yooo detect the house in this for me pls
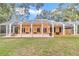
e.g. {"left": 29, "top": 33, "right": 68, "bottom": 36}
{"left": 0, "top": 18, "right": 79, "bottom": 37}
{"left": 0, "top": 7, "right": 79, "bottom": 37}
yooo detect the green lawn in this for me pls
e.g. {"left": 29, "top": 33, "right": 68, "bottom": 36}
{"left": 0, "top": 36, "right": 79, "bottom": 56}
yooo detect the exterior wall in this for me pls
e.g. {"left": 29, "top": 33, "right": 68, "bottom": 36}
{"left": 17, "top": 24, "right": 30, "bottom": 34}
{"left": 65, "top": 29, "right": 73, "bottom": 35}
{"left": 43, "top": 23, "right": 50, "bottom": 34}
{"left": 54, "top": 24, "right": 74, "bottom": 36}
{"left": 54, "top": 25, "right": 63, "bottom": 35}
{"left": 32, "top": 24, "right": 41, "bottom": 34}
{"left": 16, "top": 23, "right": 51, "bottom": 35}
{"left": 22, "top": 24, "right": 31, "bottom": 34}
{"left": 14, "top": 22, "right": 75, "bottom": 37}
{"left": 31, "top": 23, "right": 50, "bottom": 34}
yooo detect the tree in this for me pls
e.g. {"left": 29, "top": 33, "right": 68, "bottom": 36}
{"left": 36, "top": 10, "right": 49, "bottom": 19}
{"left": 57, "top": 3, "right": 79, "bottom": 22}
{"left": 17, "top": 3, "right": 44, "bottom": 21}
{"left": 0, "top": 3, "right": 15, "bottom": 23}
{"left": 50, "top": 8, "right": 64, "bottom": 21}
{"left": 50, "top": 3, "right": 79, "bottom": 22}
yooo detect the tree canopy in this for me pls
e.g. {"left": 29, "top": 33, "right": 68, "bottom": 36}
{"left": 1, "top": 3, "right": 79, "bottom": 23}
{"left": 0, "top": 3, "right": 15, "bottom": 23}
{"left": 50, "top": 3, "right": 79, "bottom": 22}
{"left": 16, "top": 3, "right": 44, "bottom": 21}
{"left": 0, "top": 3, "right": 44, "bottom": 23}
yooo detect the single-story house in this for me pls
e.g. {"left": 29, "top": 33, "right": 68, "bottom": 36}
{"left": 0, "top": 19, "right": 79, "bottom": 37}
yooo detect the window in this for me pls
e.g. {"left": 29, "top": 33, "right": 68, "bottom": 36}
{"left": 59, "top": 27, "right": 61, "bottom": 32}
{"left": 50, "top": 27, "right": 52, "bottom": 32}
{"left": 1, "top": 25, "right": 6, "bottom": 33}
{"left": 30, "top": 28, "right": 31, "bottom": 32}
{"left": 22, "top": 28, "right": 25, "bottom": 33}
{"left": 43, "top": 28, "right": 47, "bottom": 33}
{"left": 37, "top": 28, "right": 40, "bottom": 32}
{"left": 15, "top": 27, "right": 18, "bottom": 34}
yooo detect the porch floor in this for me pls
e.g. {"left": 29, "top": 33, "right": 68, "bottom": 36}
{"left": 5, "top": 34, "right": 53, "bottom": 37}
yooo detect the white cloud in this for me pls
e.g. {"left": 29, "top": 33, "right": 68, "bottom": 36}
{"left": 29, "top": 9, "right": 42, "bottom": 15}
{"left": 36, "top": 9, "right": 42, "bottom": 14}
{"left": 29, "top": 9, "right": 36, "bottom": 14}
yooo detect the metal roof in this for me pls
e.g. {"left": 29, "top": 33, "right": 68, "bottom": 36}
{"left": 0, "top": 19, "right": 79, "bottom": 26}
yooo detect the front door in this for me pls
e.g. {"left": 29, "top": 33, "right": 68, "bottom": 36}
{"left": 54, "top": 26, "right": 61, "bottom": 35}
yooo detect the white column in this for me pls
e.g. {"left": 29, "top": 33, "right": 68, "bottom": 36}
{"left": 63, "top": 24, "right": 65, "bottom": 35}
{"left": 13, "top": 26, "right": 15, "bottom": 34}
{"left": 76, "top": 25, "right": 78, "bottom": 35}
{"left": 9, "top": 24, "right": 12, "bottom": 36}
{"left": 52, "top": 23, "right": 54, "bottom": 37}
{"left": 41, "top": 23, "right": 43, "bottom": 37}
{"left": 73, "top": 24, "right": 76, "bottom": 35}
{"left": 73, "top": 24, "right": 77, "bottom": 35}
{"left": 31, "top": 24, "right": 33, "bottom": 37}
{"left": 6, "top": 25, "right": 8, "bottom": 36}
{"left": 20, "top": 23, "right": 22, "bottom": 37}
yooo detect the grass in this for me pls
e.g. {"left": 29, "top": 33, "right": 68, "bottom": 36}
{"left": 0, "top": 36, "right": 79, "bottom": 55}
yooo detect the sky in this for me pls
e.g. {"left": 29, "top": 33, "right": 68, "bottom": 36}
{"left": 43, "top": 3, "right": 59, "bottom": 11}
{"left": 16, "top": 3, "right": 60, "bottom": 21}
{"left": 29, "top": 3, "right": 59, "bottom": 20}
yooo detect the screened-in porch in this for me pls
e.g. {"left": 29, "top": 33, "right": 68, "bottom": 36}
{"left": 0, "top": 21, "right": 79, "bottom": 37}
